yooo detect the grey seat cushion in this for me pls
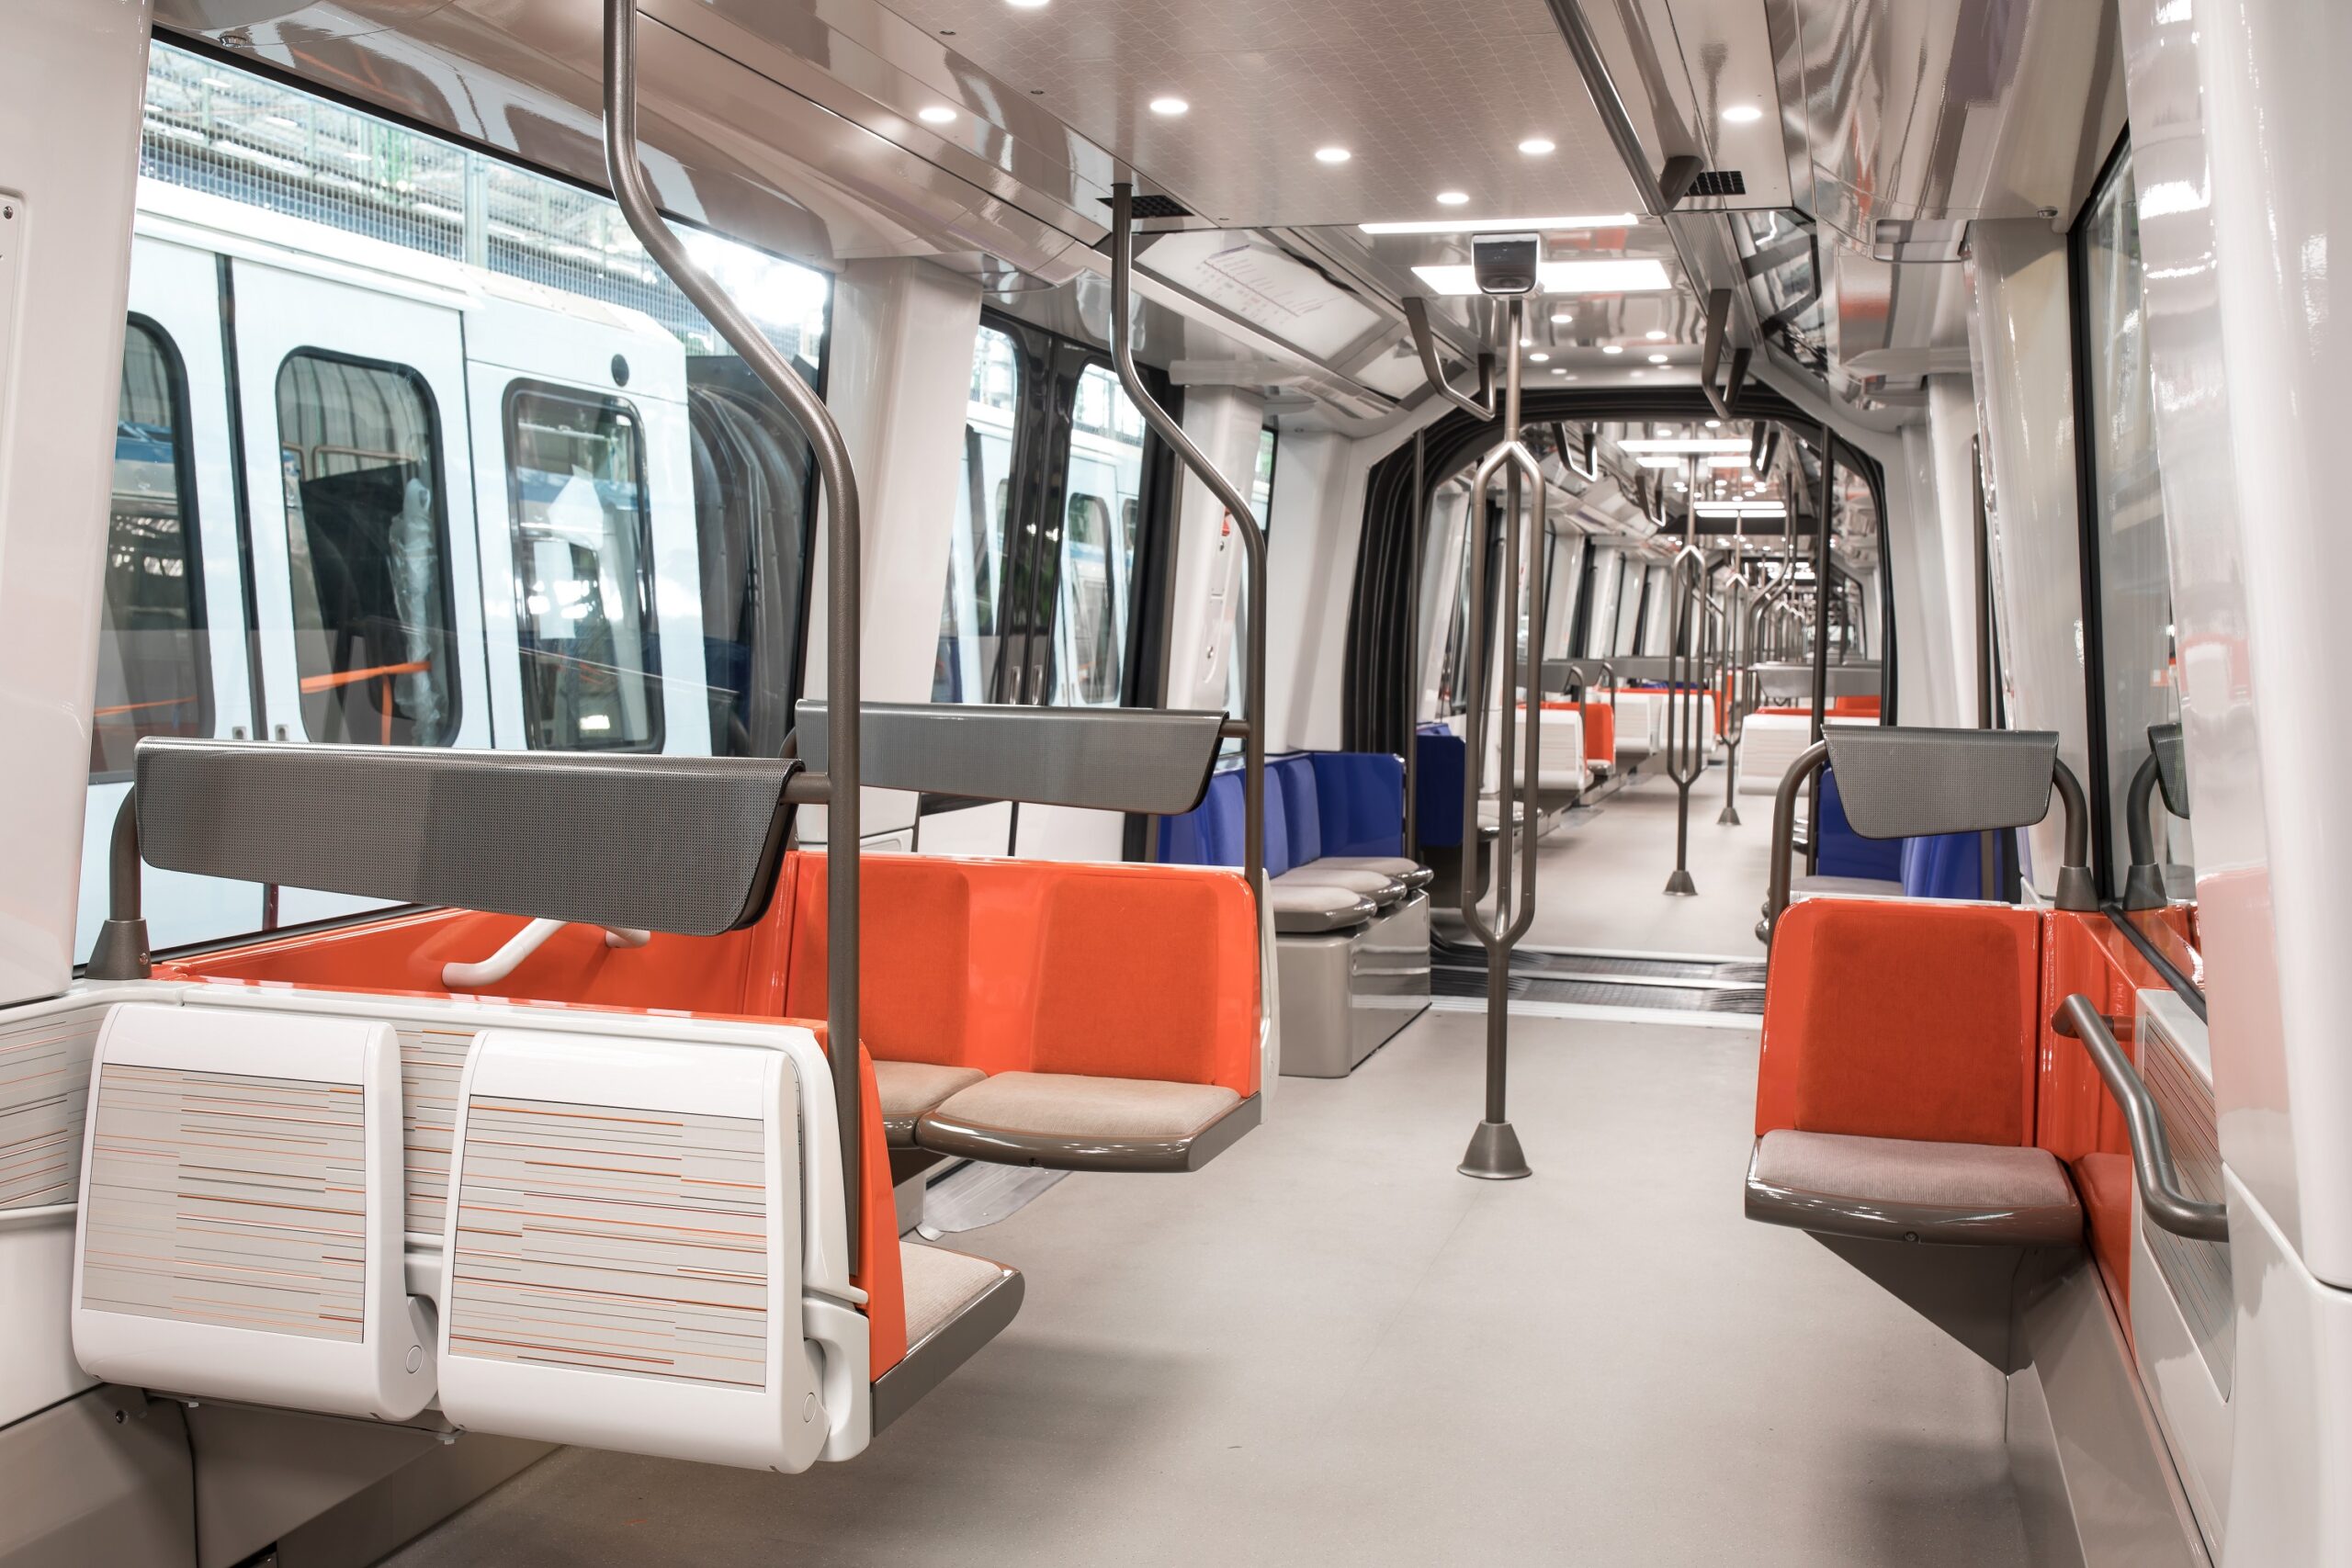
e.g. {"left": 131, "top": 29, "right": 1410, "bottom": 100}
{"left": 1315, "top": 854, "right": 1432, "bottom": 890}
{"left": 1273, "top": 864, "right": 1403, "bottom": 906}
{"left": 1269, "top": 882, "right": 1374, "bottom": 934}
{"left": 1747, "top": 1129, "right": 2081, "bottom": 1246}
{"left": 875, "top": 1061, "right": 987, "bottom": 1146}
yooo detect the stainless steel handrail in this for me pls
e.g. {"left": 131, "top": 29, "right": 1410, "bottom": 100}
{"left": 1403, "top": 295, "right": 1498, "bottom": 423}
{"left": 1110, "top": 185, "right": 1267, "bottom": 915}
{"left": 2052, "top": 996, "right": 2231, "bottom": 1243}
{"left": 605, "top": 0, "right": 865, "bottom": 1272}
{"left": 1661, "top": 545, "right": 1709, "bottom": 894}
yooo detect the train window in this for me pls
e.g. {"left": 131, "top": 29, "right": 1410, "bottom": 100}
{"left": 92, "top": 319, "right": 209, "bottom": 780}
{"left": 505, "top": 385, "right": 662, "bottom": 750}
{"left": 1052, "top": 365, "right": 1146, "bottom": 706}
{"left": 277, "top": 352, "right": 459, "bottom": 747}
{"left": 1252, "top": 425, "right": 1277, "bottom": 523}
{"left": 2077, "top": 142, "right": 2199, "bottom": 970}
{"left": 933, "top": 324, "right": 1022, "bottom": 704}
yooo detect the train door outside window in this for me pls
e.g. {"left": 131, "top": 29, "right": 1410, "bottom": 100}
{"left": 1053, "top": 363, "right": 1148, "bottom": 707}
{"left": 2075, "top": 140, "right": 2199, "bottom": 986}
{"left": 933, "top": 323, "right": 1023, "bottom": 704}
{"left": 503, "top": 384, "right": 662, "bottom": 750}
{"left": 76, "top": 236, "right": 265, "bottom": 964}
{"left": 275, "top": 351, "right": 460, "bottom": 748}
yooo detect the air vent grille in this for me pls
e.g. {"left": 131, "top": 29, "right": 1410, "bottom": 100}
{"left": 1102, "top": 193, "right": 1193, "bottom": 220}
{"left": 1690, "top": 170, "right": 1747, "bottom": 197}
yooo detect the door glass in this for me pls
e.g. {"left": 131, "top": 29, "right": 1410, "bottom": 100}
{"left": 94, "top": 320, "right": 210, "bottom": 778}
{"left": 1052, "top": 364, "right": 1146, "bottom": 706}
{"left": 505, "top": 385, "right": 662, "bottom": 750}
{"left": 2081, "top": 144, "right": 2199, "bottom": 980}
{"left": 933, "top": 325, "right": 1021, "bottom": 703}
{"left": 276, "top": 351, "right": 458, "bottom": 746}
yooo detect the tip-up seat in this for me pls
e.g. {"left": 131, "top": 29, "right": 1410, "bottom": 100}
{"left": 875, "top": 1242, "right": 1024, "bottom": 1431}
{"left": 1747, "top": 1129, "right": 2081, "bottom": 1247}
{"left": 1273, "top": 863, "right": 1406, "bottom": 907}
{"left": 1316, "top": 853, "right": 1435, "bottom": 889}
{"left": 876, "top": 1060, "right": 987, "bottom": 1146}
{"left": 916, "top": 1071, "right": 1258, "bottom": 1172}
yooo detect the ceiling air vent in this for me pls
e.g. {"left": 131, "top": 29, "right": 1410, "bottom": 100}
{"left": 1102, "top": 193, "right": 1193, "bottom": 221}
{"left": 1690, "top": 169, "right": 1746, "bottom": 197}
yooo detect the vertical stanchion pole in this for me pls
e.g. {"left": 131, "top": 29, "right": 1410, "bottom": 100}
{"left": 1405, "top": 429, "right": 1424, "bottom": 857}
{"left": 1719, "top": 511, "right": 1747, "bottom": 826}
{"left": 1455, "top": 297, "right": 1543, "bottom": 1182}
{"left": 1663, "top": 539, "right": 1702, "bottom": 896}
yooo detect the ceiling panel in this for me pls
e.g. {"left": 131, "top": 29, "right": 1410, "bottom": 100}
{"left": 868, "top": 0, "right": 1651, "bottom": 228}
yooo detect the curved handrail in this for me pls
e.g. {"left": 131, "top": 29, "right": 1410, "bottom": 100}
{"left": 1458, "top": 434, "right": 1548, "bottom": 950}
{"left": 85, "top": 791, "right": 148, "bottom": 980}
{"left": 604, "top": 0, "right": 865, "bottom": 1270}
{"left": 2051, "top": 996, "right": 2231, "bottom": 1242}
{"left": 1402, "top": 295, "right": 1498, "bottom": 423}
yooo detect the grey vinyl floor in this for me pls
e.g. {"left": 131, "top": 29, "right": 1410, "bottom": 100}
{"left": 382, "top": 1010, "right": 2030, "bottom": 1567}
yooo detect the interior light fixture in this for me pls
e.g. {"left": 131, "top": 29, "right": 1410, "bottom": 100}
{"left": 1517, "top": 137, "right": 1556, "bottom": 156}
{"left": 1409, "top": 258, "right": 1672, "bottom": 296}
{"left": 1694, "top": 501, "right": 1786, "bottom": 516}
{"left": 1005, "top": 0, "right": 1050, "bottom": 8}
{"left": 1361, "top": 213, "right": 1640, "bottom": 236}
{"left": 1707, "top": 455, "right": 1750, "bottom": 469}
{"left": 1148, "top": 96, "right": 1189, "bottom": 117}
{"left": 1528, "top": 352, "right": 1551, "bottom": 363}
{"left": 1435, "top": 190, "right": 1471, "bottom": 206}
{"left": 1315, "top": 146, "right": 1351, "bottom": 164}
{"left": 1600, "top": 344, "right": 1625, "bottom": 355}
{"left": 1629, "top": 371, "right": 1645, "bottom": 379}
{"left": 1548, "top": 367, "right": 1567, "bottom": 376}
{"left": 1634, "top": 456, "right": 1684, "bottom": 469}
{"left": 1619, "top": 437, "right": 1749, "bottom": 454}
{"left": 1703, "top": 419, "right": 1722, "bottom": 428}
{"left": 918, "top": 105, "right": 957, "bottom": 124}
{"left": 1645, "top": 329, "right": 1668, "bottom": 341}
{"left": 1722, "top": 105, "right": 1764, "bottom": 124}
{"left": 1647, "top": 353, "right": 1669, "bottom": 364}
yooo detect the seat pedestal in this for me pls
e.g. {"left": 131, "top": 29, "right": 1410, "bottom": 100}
{"left": 1276, "top": 892, "right": 1430, "bottom": 1078}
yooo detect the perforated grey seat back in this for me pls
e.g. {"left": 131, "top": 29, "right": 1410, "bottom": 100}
{"left": 137, "top": 739, "right": 797, "bottom": 935}
{"left": 797, "top": 700, "right": 1224, "bottom": 815}
{"left": 1822, "top": 727, "right": 2059, "bottom": 839}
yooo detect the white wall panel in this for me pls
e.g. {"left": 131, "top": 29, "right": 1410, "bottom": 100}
{"left": 800, "top": 257, "right": 980, "bottom": 845}
{"left": 1966, "top": 220, "right": 2093, "bottom": 897}
{"left": 0, "top": 1, "right": 154, "bottom": 1006}
{"left": 1161, "top": 385, "right": 1265, "bottom": 715}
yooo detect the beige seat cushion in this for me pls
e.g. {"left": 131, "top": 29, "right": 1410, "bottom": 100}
{"left": 927, "top": 1071, "right": 1240, "bottom": 1141}
{"left": 1749, "top": 1130, "right": 2081, "bottom": 1247}
{"left": 899, "top": 1242, "right": 1009, "bottom": 1348}
{"left": 875, "top": 1061, "right": 986, "bottom": 1145}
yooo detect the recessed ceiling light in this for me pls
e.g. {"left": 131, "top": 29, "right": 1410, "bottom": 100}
{"left": 1005, "top": 0, "right": 1049, "bottom": 8}
{"left": 1148, "top": 96, "right": 1189, "bottom": 117}
{"left": 918, "top": 105, "right": 956, "bottom": 124}
{"left": 1435, "top": 190, "right": 1471, "bottom": 206}
{"left": 1315, "top": 146, "right": 1351, "bottom": 164}
{"left": 1360, "top": 212, "right": 1636, "bottom": 236}
{"left": 1408, "top": 258, "right": 1672, "bottom": 296}
{"left": 1517, "top": 137, "right": 1555, "bottom": 156}
{"left": 1648, "top": 353, "right": 1669, "bottom": 364}
{"left": 1696, "top": 501, "right": 1786, "bottom": 516}
{"left": 1529, "top": 352, "right": 1550, "bottom": 363}
{"left": 1722, "top": 104, "right": 1764, "bottom": 124}
{"left": 1563, "top": 375, "right": 1578, "bottom": 381}
{"left": 1704, "top": 419, "right": 1722, "bottom": 428}
{"left": 1620, "top": 438, "right": 1749, "bottom": 453}
{"left": 1548, "top": 367, "right": 1566, "bottom": 375}
{"left": 1645, "top": 329, "right": 1668, "bottom": 341}
{"left": 1550, "top": 311, "right": 1574, "bottom": 324}
{"left": 1600, "top": 344, "right": 1623, "bottom": 355}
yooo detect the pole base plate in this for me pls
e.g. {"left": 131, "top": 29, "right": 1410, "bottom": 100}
{"left": 1664, "top": 867, "right": 1699, "bottom": 897}
{"left": 1717, "top": 805, "right": 1743, "bottom": 827}
{"left": 1459, "top": 1120, "right": 1532, "bottom": 1180}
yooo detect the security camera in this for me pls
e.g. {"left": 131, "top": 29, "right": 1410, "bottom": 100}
{"left": 1472, "top": 232, "right": 1543, "bottom": 295}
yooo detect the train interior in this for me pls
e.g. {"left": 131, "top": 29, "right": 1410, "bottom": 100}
{"left": 0, "top": 0, "right": 2333, "bottom": 1564}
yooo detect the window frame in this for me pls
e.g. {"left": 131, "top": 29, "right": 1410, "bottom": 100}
{"left": 91, "top": 312, "right": 213, "bottom": 784}
{"left": 272, "top": 344, "right": 465, "bottom": 748}
{"left": 500, "top": 378, "right": 666, "bottom": 753}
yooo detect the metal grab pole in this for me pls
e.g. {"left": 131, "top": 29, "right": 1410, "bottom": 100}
{"left": 1663, "top": 543, "right": 1705, "bottom": 895}
{"left": 1718, "top": 566, "right": 1749, "bottom": 827}
{"left": 1452, "top": 297, "right": 1544, "bottom": 1182}
{"left": 603, "top": 0, "right": 865, "bottom": 1274}
{"left": 1106, "top": 186, "right": 1272, "bottom": 1044}
{"left": 1405, "top": 430, "right": 1425, "bottom": 857}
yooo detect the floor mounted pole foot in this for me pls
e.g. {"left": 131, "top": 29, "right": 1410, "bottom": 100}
{"left": 1717, "top": 805, "right": 1742, "bottom": 826}
{"left": 1459, "top": 1120, "right": 1532, "bottom": 1180}
{"left": 1664, "top": 867, "right": 1698, "bottom": 896}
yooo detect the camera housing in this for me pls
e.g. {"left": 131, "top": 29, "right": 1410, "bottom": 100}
{"left": 1471, "top": 232, "right": 1543, "bottom": 295}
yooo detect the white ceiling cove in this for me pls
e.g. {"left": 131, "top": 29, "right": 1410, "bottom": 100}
{"left": 870, "top": 0, "right": 1650, "bottom": 229}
